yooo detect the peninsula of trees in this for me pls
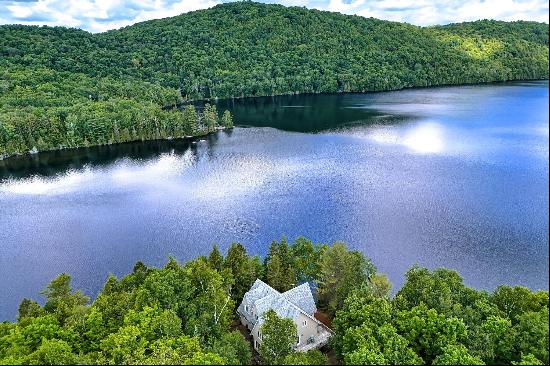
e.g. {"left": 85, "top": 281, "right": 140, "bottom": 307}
{"left": 0, "top": 67, "right": 234, "bottom": 158}
{"left": 0, "top": 1, "right": 548, "bottom": 158}
{"left": 0, "top": 237, "right": 548, "bottom": 365}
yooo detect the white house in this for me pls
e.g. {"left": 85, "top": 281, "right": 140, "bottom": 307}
{"left": 237, "top": 279, "right": 333, "bottom": 352}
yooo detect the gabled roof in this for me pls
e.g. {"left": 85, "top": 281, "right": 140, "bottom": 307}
{"left": 254, "top": 291, "right": 302, "bottom": 326}
{"left": 283, "top": 283, "right": 316, "bottom": 316}
{"left": 237, "top": 279, "right": 319, "bottom": 327}
{"left": 243, "top": 279, "right": 280, "bottom": 305}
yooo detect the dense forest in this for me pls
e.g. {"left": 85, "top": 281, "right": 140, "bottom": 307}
{"left": 0, "top": 2, "right": 548, "bottom": 158}
{"left": 0, "top": 67, "right": 233, "bottom": 159}
{"left": 0, "top": 237, "right": 547, "bottom": 365}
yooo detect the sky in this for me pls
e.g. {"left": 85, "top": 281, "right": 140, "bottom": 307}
{"left": 0, "top": 0, "right": 548, "bottom": 33}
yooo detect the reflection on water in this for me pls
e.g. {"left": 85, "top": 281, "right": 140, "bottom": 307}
{"left": 213, "top": 93, "right": 415, "bottom": 132}
{"left": 1, "top": 169, "right": 95, "bottom": 195}
{"left": 0, "top": 81, "right": 548, "bottom": 321}
{"left": 369, "top": 122, "right": 445, "bottom": 154}
{"left": 0, "top": 135, "right": 204, "bottom": 180}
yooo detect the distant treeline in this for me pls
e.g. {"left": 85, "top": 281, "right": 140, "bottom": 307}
{"left": 0, "top": 1, "right": 548, "bottom": 157}
{"left": 0, "top": 237, "right": 547, "bottom": 365}
{"left": 1, "top": 2, "right": 547, "bottom": 98}
{"left": 0, "top": 68, "right": 233, "bottom": 158}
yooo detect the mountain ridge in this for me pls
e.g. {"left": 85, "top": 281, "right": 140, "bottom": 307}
{"left": 0, "top": 1, "right": 548, "bottom": 157}
{"left": 1, "top": 1, "right": 548, "bottom": 100}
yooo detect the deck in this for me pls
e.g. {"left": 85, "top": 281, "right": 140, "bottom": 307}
{"left": 295, "top": 323, "right": 333, "bottom": 352}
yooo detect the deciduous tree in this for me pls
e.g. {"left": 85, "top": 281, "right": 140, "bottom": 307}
{"left": 259, "top": 310, "right": 297, "bottom": 365}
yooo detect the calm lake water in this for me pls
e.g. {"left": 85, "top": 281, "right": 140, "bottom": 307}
{"left": 0, "top": 81, "right": 548, "bottom": 320}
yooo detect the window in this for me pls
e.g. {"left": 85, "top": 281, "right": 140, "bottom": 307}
{"left": 244, "top": 305, "right": 249, "bottom": 313}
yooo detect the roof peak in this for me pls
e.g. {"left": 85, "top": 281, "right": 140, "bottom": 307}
{"left": 252, "top": 279, "right": 311, "bottom": 296}
{"left": 282, "top": 282, "right": 310, "bottom": 293}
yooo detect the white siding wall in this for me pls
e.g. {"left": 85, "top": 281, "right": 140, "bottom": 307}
{"left": 251, "top": 313, "right": 323, "bottom": 351}
{"left": 251, "top": 323, "right": 262, "bottom": 350}
{"left": 295, "top": 313, "right": 321, "bottom": 348}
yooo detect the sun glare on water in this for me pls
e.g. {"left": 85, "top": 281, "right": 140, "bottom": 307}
{"left": 369, "top": 122, "right": 446, "bottom": 154}
{"left": 402, "top": 123, "right": 445, "bottom": 154}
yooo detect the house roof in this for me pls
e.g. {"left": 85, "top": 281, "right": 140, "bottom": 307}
{"left": 237, "top": 279, "right": 319, "bottom": 327}
{"left": 244, "top": 279, "right": 280, "bottom": 305}
{"left": 283, "top": 283, "right": 317, "bottom": 316}
{"left": 255, "top": 291, "right": 302, "bottom": 325}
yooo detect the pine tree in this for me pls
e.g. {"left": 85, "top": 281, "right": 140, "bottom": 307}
{"left": 265, "top": 238, "right": 297, "bottom": 292}
{"left": 183, "top": 105, "right": 198, "bottom": 134}
{"left": 221, "top": 110, "right": 233, "bottom": 128}
{"left": 224, "top": 243, "right": 254, "bottom": 302}
{"left": 203, "top": 103, "right": 218, "bottom": 133}
{"left": 266, "top": 254, "right": 285, "bottom": 292}
{"left": 208, "top": 244, "right": 224, "bottom": 272}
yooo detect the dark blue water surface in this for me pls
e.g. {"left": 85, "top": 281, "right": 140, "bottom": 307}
{"left": 0, "top": 81, "right": 548, "bottom": 320}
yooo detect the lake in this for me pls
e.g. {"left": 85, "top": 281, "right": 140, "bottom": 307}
{"left": 0, "top": 81, "right": 548, "bottom": 320}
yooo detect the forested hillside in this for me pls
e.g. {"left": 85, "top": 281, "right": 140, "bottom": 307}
{"left": 0, "top": 1, "right": 548, "bottom": 158}
{"left": 0, "top": 67, "right": 232, "bottom": 158}
{"left": 0, "top": 237, "right": 548, "bottom": 365}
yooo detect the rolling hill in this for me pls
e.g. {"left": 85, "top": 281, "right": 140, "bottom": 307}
{"left": 0, "top": 1, "right": 548, "bottom": 157}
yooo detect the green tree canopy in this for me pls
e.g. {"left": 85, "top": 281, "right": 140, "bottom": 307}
{"left": 432, "top": 344, "right": 485, "bottom": 365}
{"left": 259, "top": 310, "right": 297, "bottom": 365}
{"left": 0, "top": 2, "right": 547, "bottom": 157}
{"left": 317, "top": 241, "right": 376, "bottom": 314}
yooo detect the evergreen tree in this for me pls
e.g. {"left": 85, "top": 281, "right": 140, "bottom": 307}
{"left": 224, "top": 243, "right": 256, "bottom": 302}
{"left": 182, "top": 104, "right": 199, "bottom": 134}
{"left": 264, "top": 238, "right": 297, "bottom": 292}
{"left": 266, "top": 254, "right": 285, "bottom": 292}
{"left": 203, "top": 103, "right": 218, "bottom": 133}
{"left": 221, "top": 110, "right": 233, "bottom": 128}
{"left": 208, "top": 244, "right": 224, "bottom": 272}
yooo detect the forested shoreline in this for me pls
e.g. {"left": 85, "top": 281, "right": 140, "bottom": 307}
{"left": 0, "top": 1, "right": 548, "bottom": 159}
{"left": 0, "top": 237, "right": 547, "bottom": 365}
{"left": 0, "top": 68, "right": 233, "bottom": 160}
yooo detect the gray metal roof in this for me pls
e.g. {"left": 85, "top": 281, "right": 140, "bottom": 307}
{"left": 237, "top": 279, "right": 318, "bottom": 327}
{"left": 283, "top": 283, "right": 316, "bottom": 316}
{"left": 255, "top": 292, "right": 302, "bottom": 326}
{"left": 244, "top": 279, "right": 279, "bottom": 304}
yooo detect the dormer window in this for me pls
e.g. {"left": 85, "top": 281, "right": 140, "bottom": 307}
{"left": 303, "top": 320, "right": 307, "bottom": 326}
{"left": 245, "top": 305, "right": 249, "bottom": 313}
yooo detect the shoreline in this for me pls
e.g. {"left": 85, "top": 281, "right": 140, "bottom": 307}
{"left": 179, "top": 78, "right": 549, "bottom": 105}
{"left": 0, "top": 126, "right": 231, "bottom": 163}
{"left": 1, "top": 78, "right": 547, "bottom": 163}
